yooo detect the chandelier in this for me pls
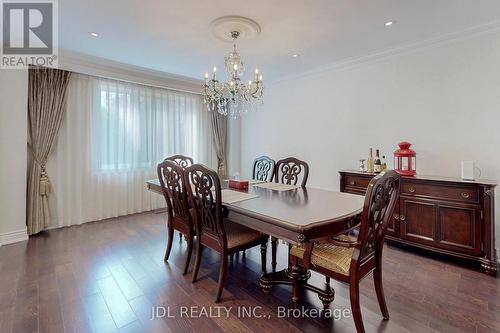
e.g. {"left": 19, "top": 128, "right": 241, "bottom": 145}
{"left": 202, "top": 31, "right": 263, "bottom": 117}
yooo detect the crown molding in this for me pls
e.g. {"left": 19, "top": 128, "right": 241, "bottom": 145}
{"left": 271, "top": 20, "right": 500, "bottom": 85}
{"left": 0, "top": 227, "right": 28, "bottom": 246}
{"left": 58, "top": 50, "right": 203, "bottom": 94}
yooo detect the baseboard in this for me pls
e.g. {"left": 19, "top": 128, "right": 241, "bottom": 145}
{"left": 0, "top": 228, "right": 29, "bottom": 246}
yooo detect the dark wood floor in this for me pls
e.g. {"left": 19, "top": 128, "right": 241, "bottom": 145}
{"left": 1, "top": 211, "right": 499, "bottom": 333}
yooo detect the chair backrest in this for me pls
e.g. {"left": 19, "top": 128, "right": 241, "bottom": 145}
{"left": 252, "top": 156, "right": 275, "bottom": 182}
{"left": 164, "top": 154, "right": 193, "bottom": 169}
{"left": 157, "top": 160, "right": 192, "bottom": 226}
{"left": 355, "top": 170, "right": 400, "bottom": 263}
{"left": 274, "top": 157, "right": 309, "bottom": 187}
{"left": 184, "top": 164, "right": 226, "bottom": 246}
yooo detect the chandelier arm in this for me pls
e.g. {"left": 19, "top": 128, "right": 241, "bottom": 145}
{"left": 212, "top": 84, "right": 224, "bottom": 95}
{"left": 249, "top": 84, "right": 260, "bottom": 95}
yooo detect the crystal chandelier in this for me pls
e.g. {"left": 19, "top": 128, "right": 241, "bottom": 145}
{"left": 203, "top": 31, "right": 263, "bottom": 117}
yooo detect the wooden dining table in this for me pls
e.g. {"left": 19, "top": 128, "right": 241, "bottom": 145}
{"left": 146, "top": 179, "right": 365, "bottom": 305}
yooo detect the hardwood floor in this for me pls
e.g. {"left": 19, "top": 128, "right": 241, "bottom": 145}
{"left": 0, "top": 211, "right": 499, "bottom": 333}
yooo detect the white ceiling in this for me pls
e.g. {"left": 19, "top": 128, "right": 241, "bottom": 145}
{"left": 59, "top": 0, "right": 500, "bottom": 81}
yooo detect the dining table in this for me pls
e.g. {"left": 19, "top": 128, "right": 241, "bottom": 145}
{"left": 146, "top": 179, "right": 365, "bottom": 305}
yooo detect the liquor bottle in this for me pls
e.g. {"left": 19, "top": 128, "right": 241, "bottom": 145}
{"left": 374, "top": 149, "right": 382, "bottom": 173}
{"left": 367, "top": 148, "right": 374, "bottom": 173}
{"left": 381, "top": 155, "right": 387, "bottom": 171}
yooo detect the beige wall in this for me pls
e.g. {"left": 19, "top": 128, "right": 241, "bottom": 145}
{"left": 0, "top": 69, "right": 29, "bottom": 245}
{"left": 240, "top": 32, "right": 500, "bottom": 252}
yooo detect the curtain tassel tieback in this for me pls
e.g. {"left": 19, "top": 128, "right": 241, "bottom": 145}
{"left": 218, "top": 159, "right": 227, "bottom": 178}
{"left": 39, "top": 165, "right": 52, "bottom": 228}
{"left": 39, "top": 166, "right": 51, "bottom": 196}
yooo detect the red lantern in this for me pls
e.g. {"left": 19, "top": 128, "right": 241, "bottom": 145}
{"left": 394, "top": 141, "right": 416, "bottom": 176}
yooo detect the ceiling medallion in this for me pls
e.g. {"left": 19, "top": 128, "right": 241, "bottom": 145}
{"left": 203, "top": 16, "right": 263, "bottom": 118}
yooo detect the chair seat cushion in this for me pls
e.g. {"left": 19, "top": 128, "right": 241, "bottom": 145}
{"left": 224, "top": 219, "right": 266, "bottom": 249}
{"left": 290, "top": 235, "right": 356, "bottom": 276}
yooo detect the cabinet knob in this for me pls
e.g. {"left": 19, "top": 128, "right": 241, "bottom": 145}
{"left": 400, "top": 215, "right": 406, "bottom": 221}
{"left": 349, "top": 181, "right": 355, "bottom": 185}
{"left": 461, "top": 192, "right": 470, "bottom": 199}
{"left": 393, "top": 214, "right": 399, "bottom": 220}
{"left": 408, "top": 186, "right": 416, "bottom": 193}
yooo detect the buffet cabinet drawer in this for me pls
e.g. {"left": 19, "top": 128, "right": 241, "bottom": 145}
{"left": 344, "top": 186, "right": 367, "bottom": 195}
{"left": 402, "top": 181, "right": 479, "bottom": 203}
{"left": 344, "top": 174, "right": 372, "bottom": 190}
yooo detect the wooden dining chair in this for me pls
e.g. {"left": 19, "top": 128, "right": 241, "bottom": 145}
{"left": 252, "top": 156, "right": 275, "bottom": 182}
{"left": 157, "top": 160, "right": 195, "bottom": 275}
{"left": 184, "top": 164, "right": 269, "bottom": 303}
{"left": 289, "top": 170, "right": 400, "bottom": 333}
{"left": 270, "top": 157, "right": 310, "bottom": 272}
{"left": 164, "top": 154, "right": 193, "bottom": 168}
{"left": 274, "top": 157, "right": 309, "bottom": 188}
{"left": 164, "top": 154, "right": 193, "bottom": 241}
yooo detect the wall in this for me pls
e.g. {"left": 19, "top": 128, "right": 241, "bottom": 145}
{"left": 0, "top": 69, "right": 29, "bottom": 245}
{"left": 240, "top": 32, "right": 500, "bottom": 253}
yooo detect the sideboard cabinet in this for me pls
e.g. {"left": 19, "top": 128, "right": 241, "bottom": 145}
{"left": 339, "top": 170, "right": 498, "bottom": 275}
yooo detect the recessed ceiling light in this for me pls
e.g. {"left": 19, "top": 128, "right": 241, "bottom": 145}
{"left": 89, "top": 32, "right": 99, "bottom": 37}
{"left": 385, "top": 21, "right": 394, "bottom": 27}
{"left": 292, "top": 54, "right": 300, "bottom": 58}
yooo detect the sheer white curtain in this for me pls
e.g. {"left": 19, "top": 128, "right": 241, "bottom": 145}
{"left": 47, "top": 74, "right": 216, "bottom": 228}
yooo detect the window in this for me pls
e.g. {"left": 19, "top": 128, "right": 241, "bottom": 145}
{"left": 92, "top": 79, "right": 211, "bottom": 172}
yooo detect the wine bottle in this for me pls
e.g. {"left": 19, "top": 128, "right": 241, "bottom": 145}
{"left": 381, "top": 155, "right": 387, "bottom": 171}
{"left": 367, "top": 148, "right": 374, "bottom": 173}
{"left": 374, "top": 149, "right": 381, "bottom": 173}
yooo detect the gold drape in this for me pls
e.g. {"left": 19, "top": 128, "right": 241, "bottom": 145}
{"left": 210, "top": 109, "right": 228, "bottom": 179}
{"left": 27, "top": 66, "right": 71, "bottom": 235}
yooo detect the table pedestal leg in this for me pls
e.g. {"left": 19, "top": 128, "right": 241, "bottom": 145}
{"left": 260, "top": 266, "right": 335, "bottom": 307}
{"left": 318, "top": 277, "right": 335, "bottom": 310}
{"left": 260, "top": 266, "right": 310, "bottom": 297}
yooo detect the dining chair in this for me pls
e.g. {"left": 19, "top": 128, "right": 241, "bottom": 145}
{"left": 271, "top": 157, "right": 310, "bottom": 272}
{"left": 289, "top": 170, "right": 400, "bottom": 333}
{"left": 273, "top": 157, "right": 309, "bottom": 188}
{"left": 164, "top": 154, "right": 194, "bottom": 242}
{"left": 164, "top": 154, "right": 194, "bottom": 168}
{"left": 157, "top": 160, "right": 195, "bottom": 275}
{"left": 252, "top": 155, "right": 275, "bottom": 182}
{"left": 184, "top": 164, "right": 269, "bottom": 303}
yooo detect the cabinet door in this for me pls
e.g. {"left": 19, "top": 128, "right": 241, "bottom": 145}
{"left": 400, "top": 197, "right": 438, "bottom": 246}
{"left": 436, "top": 204, "right": 481, "bottom": 255}
{"left": 400, "top": 197, "right": 482, "bottom": 255}
{"left": 385, "top": 199, "right": 399, "bottom": 237}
